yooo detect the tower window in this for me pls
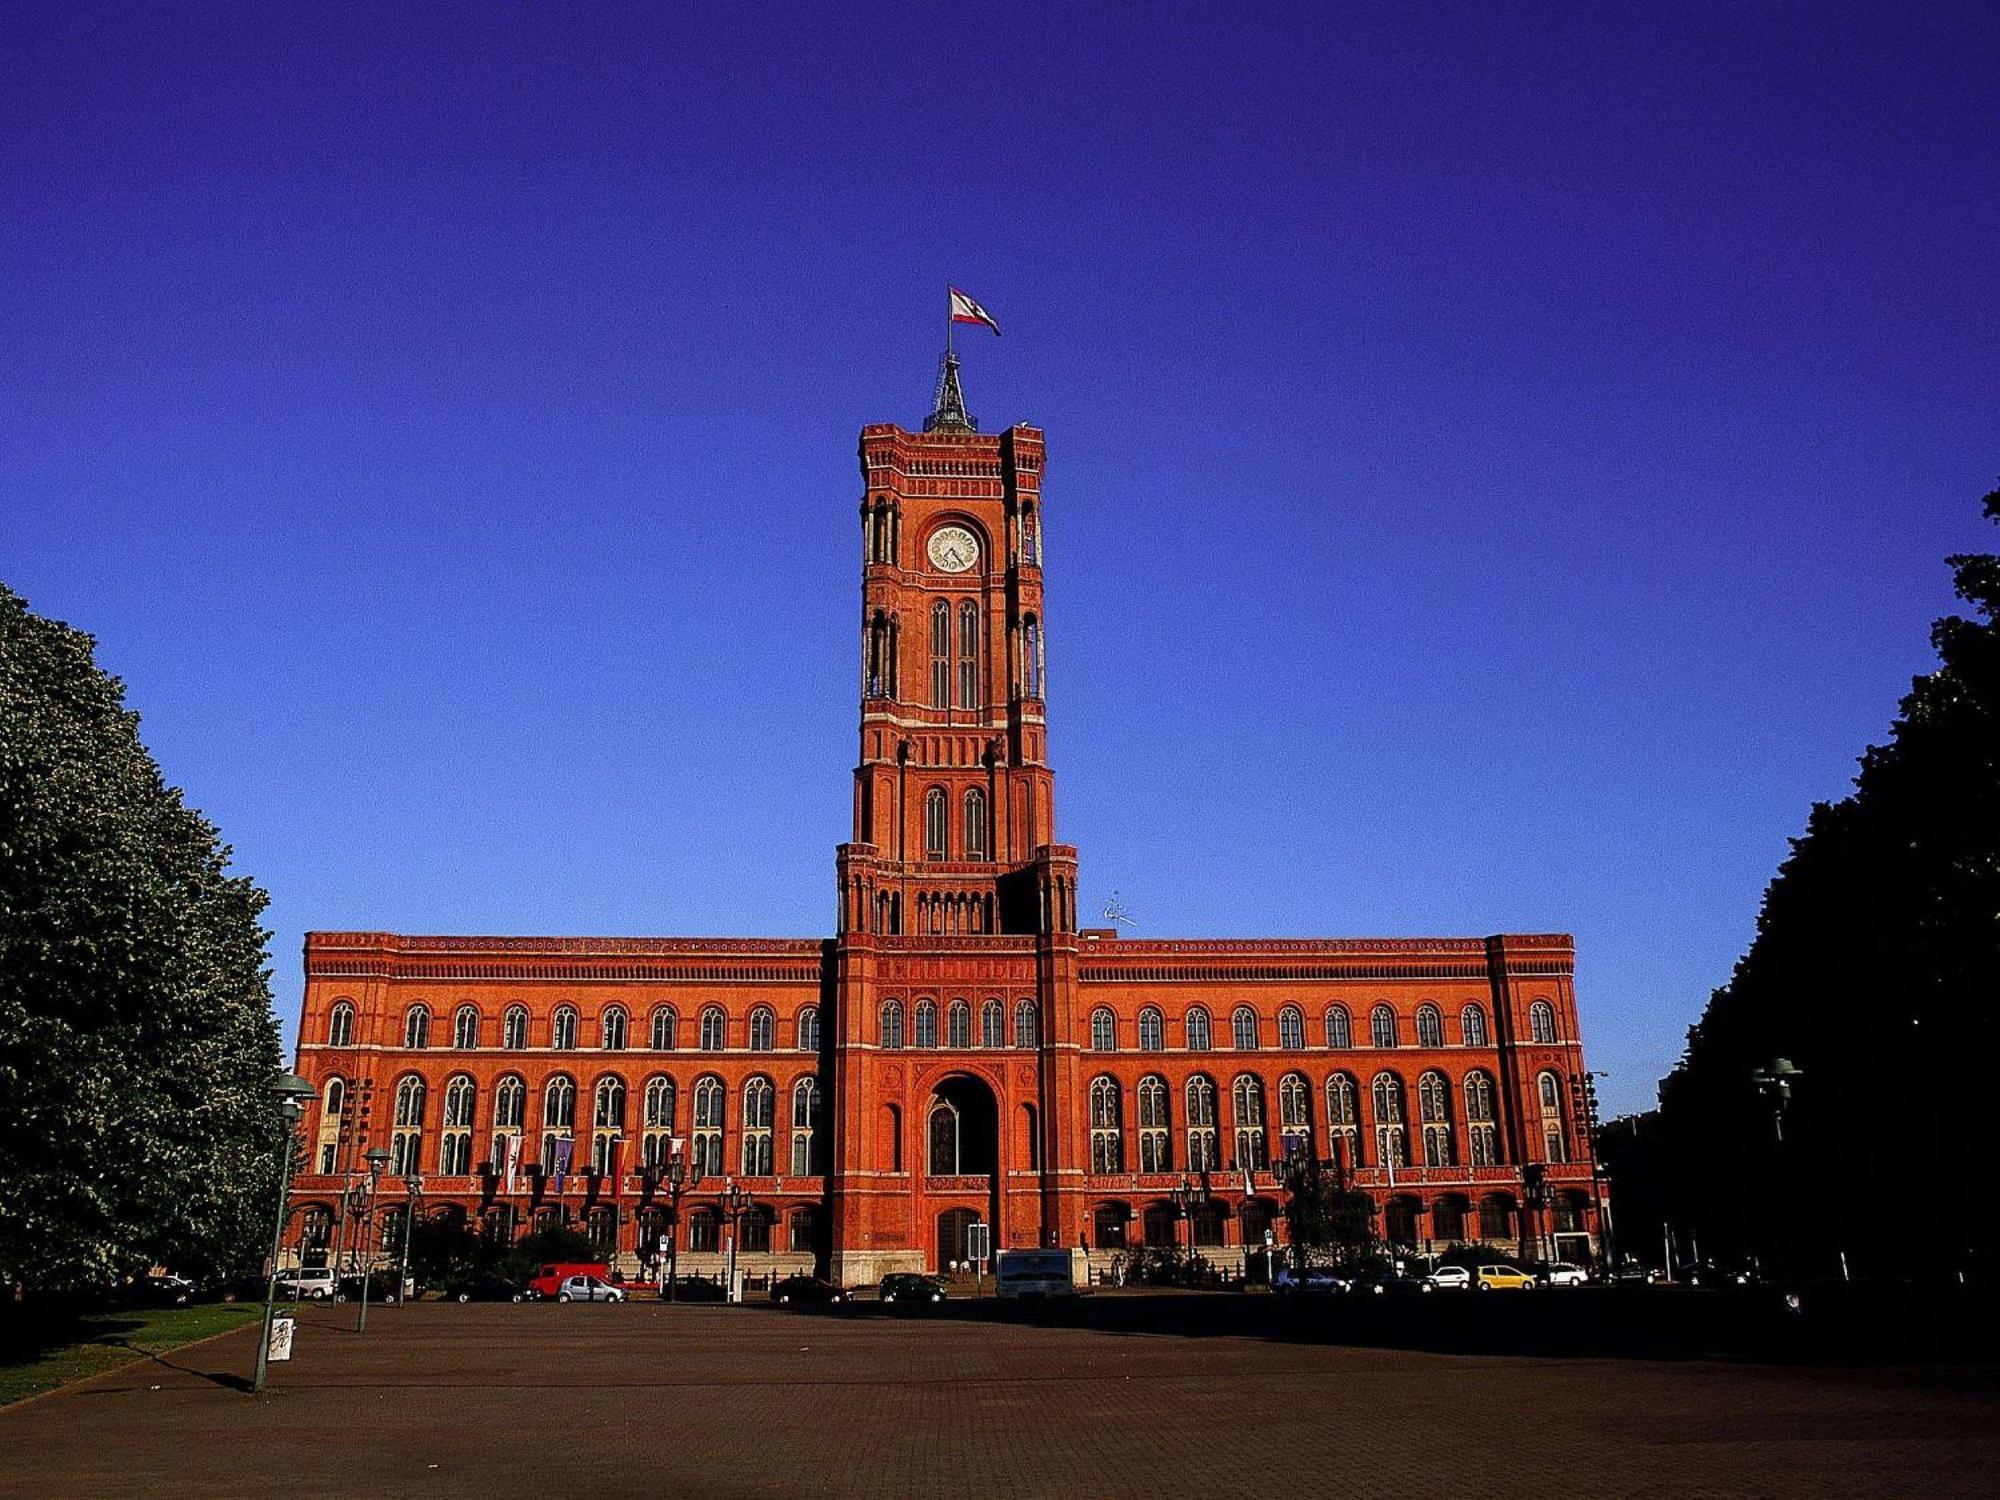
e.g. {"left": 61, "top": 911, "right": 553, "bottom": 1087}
{"left": 930, "top": 601, "right": 950, "bottom": 709}
{"left": 958, "top": 601, "right": 980, "bottom": 708}
{"left": 328, "top": 1001, "right": 356, "bottom": 1048}
{"left": 924, "top": 787, "right": 948, "bottom": 859}
{"left": 1022, "top": 617, "right": 1042, "bottom": 698}
{"left": 963, "top": 787, "right": 987, "bottom": 860}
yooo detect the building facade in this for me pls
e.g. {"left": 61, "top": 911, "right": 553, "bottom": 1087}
{"left": 286, "top": 360, "right": 1604, "bottom": 1284}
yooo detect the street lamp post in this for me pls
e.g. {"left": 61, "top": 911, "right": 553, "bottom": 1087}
{"left": 1751, "top": 1058, "right": 1805, "bottom": 1276}
{"left": 719, "top": 1178, "right": 752, "bottom": 1304}
{"left": 397, "top": 1174, "right": 424, "bottom": 1304}
{"left": 356, "top": 1148, "right": 389, "bottom": 1333}
{"left": 663, "top": 1150, "right": 696, "bottom": 1302}
{"left": 252, "top": 1072, "right": 316, "bottom": 1394}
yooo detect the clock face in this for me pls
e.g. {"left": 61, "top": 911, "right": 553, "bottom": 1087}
{"left": 927, "top": 525, "right": 979, "bottom": 574}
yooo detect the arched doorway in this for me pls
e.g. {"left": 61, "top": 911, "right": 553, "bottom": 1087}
{"left": 925, "top": 1074, "right": 1000, "bottom": 1268}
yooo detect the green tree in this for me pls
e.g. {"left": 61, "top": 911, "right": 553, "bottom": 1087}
{"left": 0, "top": 585, "right": 286, "bottom": 1293}
{"left": 1653, "top": 487, "right": 2000, "bottom": 1278}
{"left": 1282, "top": 1156, "right": 1377, "bottom": 1270}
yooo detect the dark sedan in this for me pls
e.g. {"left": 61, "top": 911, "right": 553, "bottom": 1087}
{"left": 771, "top": 1275, "right": 850, "bottom": 1305}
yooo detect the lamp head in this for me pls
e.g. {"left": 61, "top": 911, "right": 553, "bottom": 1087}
{"left": 365, "top": 1147, "right": 390, "bottom": 1178}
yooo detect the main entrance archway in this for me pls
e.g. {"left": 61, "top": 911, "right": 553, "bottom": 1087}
{"left": 925, "top": 1074, "right": 1000, "bottom": 1270}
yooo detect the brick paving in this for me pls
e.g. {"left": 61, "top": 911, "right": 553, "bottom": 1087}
{"left": 1, "top": 1297, "right": 1995, "bottom": 1498}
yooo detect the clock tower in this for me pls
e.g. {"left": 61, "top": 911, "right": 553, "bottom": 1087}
{"left": 827, "top": 352, "right": 1086, "bottom": 1282}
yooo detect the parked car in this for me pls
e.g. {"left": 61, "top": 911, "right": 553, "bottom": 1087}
{"left": 555, "top": 1274, "right": 625, "bottom": 1304}
{"left": 443, "top": 1272, "right": 529, "bottom": 1303}
{"left": 527, "top": 1262, "right": 611, "bottom": 1300}
{"left": 1475, "top": 1264, "right": 1536, "bottom": 1292}
{"left": 771, "top": 1275, "right": 849, "bottom": 1305}
{"left": 880, "top": 1273, "right": 947, "bottom": 1305}
{"left": 1425, "top": 1265, "right": 1473, "bottom": 1292}
{"left": 1273, "top": 1266, "right": 1350, "bottom": 1295}
{"left": 1538, "top": 1262, "right": 1588, "bottom": 1288}
{"left": 275, "top": 1267, "right": 341, "bottom": 1301}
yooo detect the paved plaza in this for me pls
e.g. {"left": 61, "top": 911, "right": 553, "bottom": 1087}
{"left": 2, "top": 1297, "right": 1995, "bottom": 1498}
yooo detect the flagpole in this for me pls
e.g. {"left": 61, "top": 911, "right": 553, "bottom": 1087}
{"left": 945, "top": 284, "right": 954, "bottom": 359}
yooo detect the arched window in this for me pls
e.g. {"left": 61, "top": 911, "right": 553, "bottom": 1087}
{"left": 1138, "top": 1007, "right": 1164, "bottom": 1052}
{"left": 1185, "top": 1076, "right": 1218, "bottom": 1171}
{"left": 796, "top": 1006, "right": 819, "bottom": 1052}
{"left": 315, "top": 1077, "right": 346, "bottom": 1173}
{"left": 1460, "top": 1004, "right": 1489, "bottom": 1047}
{"left": 541, "top": 1075, "right": 575, "bottom": 1170}
{"left": 981, "top": 999, "right": 1005, "bottom": 1048}
{"left": 1185, "top": 1007, "right": 1212, "bottom": 1052}
{"left": 601, "top": 1006, "right": 628, "bottom": 1051}
{"left": 591, "top": 1077, "right": 626, "bottom": 1173}
{"left": 1231, "top": 1007, "right": 1259, "bottom": 1051}
{"left": 930, "top": 600, "right": 951, "bottom": 708}
{"left": 492, "top": 1074, "right": 525, "bottom": 1170}
{"left": 453, "top": 1005, "right": 479, "bottom": 1049}
{"left": 790, "top": 1077, "right": 823, "bottom": 1176}
{"left": 1277, "top": 1006, "right": 1304, "bottom": 1051}
{"left": 403, "top": 1004, "right": 431, "bottom": 1050}
{"left": 748, "top": 1007, "right": 774, "bottom": 1051}
{"left": 880, "top": 1000, "right": 905, "bottom": 1049}
{"left": 947, "top": 999, "right": 972, "bottom": 1048}
{"left": 688, "top": 1208, "right": 719, "bottom": 1253}
{"left": 1089, "top": 1077, "right": 1124, "bottom": 1173}
{"left": 327, "top": 1001, "right": 356, "bottom": 1047}
{"left": 742, "top": 1077, "right": 775, "bottom": 1175}
{"left": 1090, "top": 1007, "right": 1117, "bottom": 1051}
{"left": 642, "top": 1076, "right": 677, "bottom": 1169}
{"left": 1371, "top": 1073, "right": 1407, "bottom": 1167}
{"left": 1013, "top": 999, "right": 1038, "bottom": 1048}
{"left": 924, "top": 787, "right": 948, "bottom": 859}
{"left": 1415, "top": 1005, "right": 1443, "bottom": 1049}
{"left": 1530, "top": 1000, "right": 1558, "bottom": 1044}
{"left": 1538, "top": 1071, "right": 1568, "bottom": 1162}
{"left": 440, "top": 1075, "right": 475, "bottom": 1175}
{"left": 963, "top": 787, "right": 987, "bottom": 860}
{"left": 928, "top": 1099, "right": 960, "bottom": 1175}
{"left": 958, "top": 600, "right": 980, "bottom": 709}
{"left": 1023, "top": 616, "right": 1042, "bottom": 697}
{"left": 552, "top": 1006, "right": 578, "bottom": 1050}
{"left": 1138, "top": 1076, "right": 1171, "bottom": 1172}
{"left": 391, "top": 1075, "right": 426, "bottom": 1175}
{"left": 699, "top": 1006, "right": 727, "bottom": 1051}
{"left": 1464, "top": 1071, "right": 1499, "bottom": 1165}
{"left": 493, "top": 1075, "right": 526, "bottom": 1129}
{"left": 1325, "top": 1005, "right": 1351, "bottom": 1049}
{"left": 914, "top": 998, "right": 938, "bottom": 1048}
{"left": 1278, "top": 1072, "right": 1312, "bottom": 1159}
{"left": 1325, "top": 1073, "right": 1361, "bottom": 1168}
{"left": 1369, "top": 1004, "right": 1398, "bottom": 1049}
{"left": 1418, "top": 1070, "right": 1455, "bottom": 1166}
{"left": 651, "top": 1005, "right": 678, "bottom": 1051}
{"left": 503, "top": 1005, "right": 528, "bottom": 1050}
{"left": 692, "top": 1076, "right": 725, "bottom": 1178}
{"left": 1231, "top": 1075, "right": 1267, "bottom": 1170}
{"left": 1021, "top": 504, "right": 1040, "bottom": 566}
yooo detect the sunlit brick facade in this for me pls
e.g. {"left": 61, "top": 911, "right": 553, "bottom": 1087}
{"left": 287, "top": 374, "right": 1604, "bottom": 1283}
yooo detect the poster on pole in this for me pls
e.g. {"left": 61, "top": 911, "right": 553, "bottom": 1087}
{"left": 268, "top": 1315, "right": 295, "bottom": 1363}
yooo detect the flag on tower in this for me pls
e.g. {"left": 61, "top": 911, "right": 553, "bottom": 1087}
{"left": 949, "top": 286, "right": 1001, "bottom": 335}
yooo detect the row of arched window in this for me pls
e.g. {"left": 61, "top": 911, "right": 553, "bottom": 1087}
{"left": 922, "top": 785, "right": 989, "bottom": 861}
{"left": 327, "top": 1001, "right": 822, "bottom": 1055}
{"left": 880, "top": 997, "right": 1039, "bottom": 1049}
{"left": 1076, "top": 1068, "right": 1571, "bottom": 1176}
{"left": 1085, "top": 1000, "right": 1561, "bottom": 1052}
{"left": 326, "top": 1072, "right": 829, "bottom": 1182}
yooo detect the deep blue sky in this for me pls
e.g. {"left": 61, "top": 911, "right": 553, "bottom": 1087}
{"left": 4, "top": 3, "right": 1994, "bottom": 1114}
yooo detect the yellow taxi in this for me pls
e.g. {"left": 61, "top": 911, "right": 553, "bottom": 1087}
{"left": 1475, "top": 1264, "right": 1537, "bottom": 1292}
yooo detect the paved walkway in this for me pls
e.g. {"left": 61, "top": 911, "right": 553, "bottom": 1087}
{"left": 2, "top": 1300, "right": 1994, "bottom": 1497}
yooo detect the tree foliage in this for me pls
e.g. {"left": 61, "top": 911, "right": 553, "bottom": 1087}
{"left": 0, "top": 585, "right": 286, "bottom": 1292}
{"left": 1281, "top": 1155, "right": 1377, "bottom": 1269}
{"left": 1648, "top": 488, "right": 2000, "bottom": 1277}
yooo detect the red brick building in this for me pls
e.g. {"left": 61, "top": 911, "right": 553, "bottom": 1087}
{"left": 286, "top": 359, "right": 1604, "bottom": 1284}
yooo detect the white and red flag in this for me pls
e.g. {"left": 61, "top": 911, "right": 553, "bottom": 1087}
{"left": 949, "top": 286, "right": 1001, "bottom": 335}
{"left": 503, "top": 1133, "right": 521, "bottom": 1195}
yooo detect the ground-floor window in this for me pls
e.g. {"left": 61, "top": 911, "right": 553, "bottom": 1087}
{"left": 1193, "top": 1202, "right": 1227, "bottom": 1248}
{"left": 1478, "top": 1196, "right": 1513, "bottom": 1241}
{"left": 741, "top": 1209, "right": 773, "bottom": 1253}
{"left": 587, "top": 1206, "right": 618, "bottom": 1257}
{"left": 688, "top": 1209, "right": 719, "bottom": 1252}
{"left": 1142, "top": 1204, "right": 1177, "bottom": 1246}
{"left": 1092, "top": 1206, "right": 1128, "bottom": 1249}
{"left": 789, "top": 1207, "right": 818, "bottom": 1254}
{"left": 1432, "top": 1198, "right": 1467, "bottom": 1242}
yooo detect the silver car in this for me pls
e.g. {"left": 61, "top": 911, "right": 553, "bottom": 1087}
{"left": 555, "top": 1274, "right": 626, "bottom": 1304}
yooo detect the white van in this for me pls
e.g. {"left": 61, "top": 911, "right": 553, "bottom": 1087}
{"left": 994, "top": 1249, "right": 1078, "bottom": 1298}
{"left": 276, "top": 1266, "right": 339, "bottom": 1300}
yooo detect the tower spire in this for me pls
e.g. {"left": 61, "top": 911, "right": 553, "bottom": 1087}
{"left": 925, "top": 348, "right": 977, "bottom": 432}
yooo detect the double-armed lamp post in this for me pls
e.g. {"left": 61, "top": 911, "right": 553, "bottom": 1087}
{"left": 397, "top": 1173, "right": 424, "bottom": 1303}
{"left": 252, "top": 1071, "right": 317, "bottom": 1394}
{"left": 355, "top": 1148, "right": 389, "bottom": 1332}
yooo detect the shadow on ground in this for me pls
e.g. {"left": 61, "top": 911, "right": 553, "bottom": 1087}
{"left": 793, "top": 1283, "right": 2000, "bottom": 1367}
